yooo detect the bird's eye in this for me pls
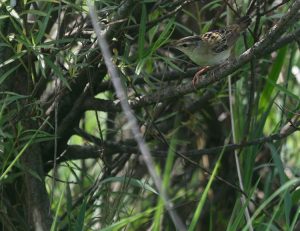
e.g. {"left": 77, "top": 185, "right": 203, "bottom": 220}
{"left": 181, "top": 43, "right": 188, "bottom": 47}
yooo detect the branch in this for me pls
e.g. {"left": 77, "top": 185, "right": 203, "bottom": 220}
{"left": 187, "top": 119, "right": 299, "bottom": 156}
{"left": 53, "top": 117, "right": 300, "bottom": 163}
{"left": 86, "top": 27, "right": 300, "bottom": 112}
{"left": 83, "top": 97, "right": 120, "bottom": 112}
{"left": 95, "top": 67, "right": 199, "bottom": 93}
{"left": 131, "top": 1, "right": 300, "bottom": 107}
{"left": 88, "top": 2, "right": 187, "bottom": 230}
{"left": 125, "top": 0, "right": 195, "bottom": 31}
{"left": 103, "top": 0, "right": 135, "bottom": 40}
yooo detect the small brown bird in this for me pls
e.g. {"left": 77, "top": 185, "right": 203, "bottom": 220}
{"left": 173, "top": 16, "right": 251, "bottom": 84}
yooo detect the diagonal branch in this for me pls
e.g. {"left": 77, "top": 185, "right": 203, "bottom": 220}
{"left": 83, "top": 26, "right": 300, "bottom": 113}
{"left": 54, "top": 115, "right": 300, "bottom": 163}
{"left": 88, "top": 2, "right": 187, "bottom": 230}
{"left": 131, "top": 0, "right": 300, "bottom": 106}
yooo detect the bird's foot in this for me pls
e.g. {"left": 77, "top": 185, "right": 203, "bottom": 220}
{"left": 192, "top": 66, "right": 210, "bottom": 87}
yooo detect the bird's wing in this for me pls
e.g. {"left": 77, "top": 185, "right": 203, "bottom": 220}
{"left": 201, "top": 16, "right": 251, "bottom": 53}
{"left": 173, "top": 35, "right": 202, "bottom": 47}
{"left": 200, "top": 30, "right": 229, "bottom": 53}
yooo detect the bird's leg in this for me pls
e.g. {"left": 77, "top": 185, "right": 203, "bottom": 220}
{"left": 192, "top": 66, "right": 210, "bottom": 86}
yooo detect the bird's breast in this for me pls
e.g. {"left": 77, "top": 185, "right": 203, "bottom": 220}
{"left": 190, "top": 47, "right": 230, "bottom": 66}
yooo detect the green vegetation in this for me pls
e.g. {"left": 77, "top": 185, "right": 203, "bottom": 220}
{"left": 0, "top": 0, "right": 300, "bottom": 230}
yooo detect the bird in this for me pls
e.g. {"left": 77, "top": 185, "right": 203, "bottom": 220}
{"left": 172, "top": 16, "right": 251, "bottom": 85}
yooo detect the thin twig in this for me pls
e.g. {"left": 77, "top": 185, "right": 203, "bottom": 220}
{"left": 57, "top": 116, "right": 300, "bottom": 162}
{"left": 259, "top": 0, "right": 291, "bottom": 16}
{"left": 130, "top": 1, "right": 300, "bottom": 107}
{"left": 125, "top": 0, "right": 195, "bottom": 31}
{"left": 87, "top": 2, "right": 187, "bottom": 230}
{"left": 226, "top": 4, "right": 253, "bottom": 230}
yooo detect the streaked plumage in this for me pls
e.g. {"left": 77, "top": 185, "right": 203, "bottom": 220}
{"left": 173, "top": 16, "right": 251, "bottom": 66}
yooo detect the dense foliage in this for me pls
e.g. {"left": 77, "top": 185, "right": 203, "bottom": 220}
{"left": 0, "top": 0, "right": 300, "bottom": 230}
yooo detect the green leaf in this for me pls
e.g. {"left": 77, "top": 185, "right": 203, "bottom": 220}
{"left": 189, "top": 144, "right": 225, "bottom": 231}
{"left": 101, "top": 206, "right": 157, "bottom": 231}
{"left": 66, "top": 183, "right": 73, "bottom": 228}
{"left": 43, "top": 55, "right": 71, "bottom": 90}
{"left": 151, "top": 18, "right": 174, "bottom": 51}
{"left": 51, "top": 184, "right": 67, "bottom": 231}
{"left": 135, "top": 18, "right": 174, "bottom": 75}
{"left": 36, "top": 5, "right": 53, "bottom": 44}
{"left": 268, "top": 143, "right": 292, "bottom": 227}
{"left": 0, "top": 50, "right": 26, "bottom": 69}
{"left": 100, "top": 176, "right": 158, "bottom": 195}
{"left": 259, "top": 46, "right": 288, "bottom": 114}
{"left": 263, "top": 76, "right": 299, "bottom": 101}
{"left": 153, "top": 113, "right": 181, "bottom": 230}
{"left": 0, "top": 92, "right": 28, "bottom": 106}
{"left": 242, "top": 178, "right": 300, "bottom": 231}
{"left": 0, "top": 14, "right": 9, "bottom": 20}
{"left": 74, "top": 197, "right": 87, "bottom": 231}
{"left": 0, "top": 117, "right": 50, "bottom": 182}
{"left": 138, "top": 3, "right": 147, "bottom": 60}
{"left": 0, "top": 64, "right": 21, "bottom": 85}
{"left": 19, "top": 9, "right": 48, "bottom": 17}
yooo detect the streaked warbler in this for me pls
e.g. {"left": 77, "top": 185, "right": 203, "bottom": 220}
{"left": 173, "top": 16, "right": 251, "bottom": 84}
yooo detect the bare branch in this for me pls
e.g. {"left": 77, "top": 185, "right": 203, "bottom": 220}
{"left": 56, "top": 116, "right": 300, "bottom": 162}
{"left": 82, "top": 26, "right": 300, "bottom": 114}
{"left": 88, "top": 1, "right": 187, "bottom": 230}
{"left": 131, "top": 1, "right": 300, "bottom": 106}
